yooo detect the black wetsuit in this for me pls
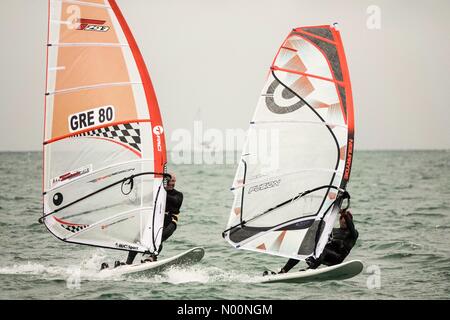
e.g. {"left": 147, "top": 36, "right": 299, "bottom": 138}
{"left": 125, "top": 189, "right": 183, "bottom": 264}
{"left": 160, "top": 188, "right": 183, "bottom": 246}
{"left": 281, "top": 214, "right": 358, "bottom": 273}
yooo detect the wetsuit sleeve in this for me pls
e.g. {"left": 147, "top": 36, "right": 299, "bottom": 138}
{"left": 280, "top": 258, "right": 299, "bottom": 273}
{"left": 345, "top": 215, "right": 358, "bottom": 240}
{"left": 162, "top": 222, "right": 177, "bottom": 242}
{"left": 172, "top": 192, "right": 183, "bottom": 224}
{"left": 166, "top": 191, "right": 183, "bottom": 226}
{"left": 173, "top": 192, "right": 183, "bottom": 214}
{"left": 179, "top": 192, "right": 183, "bottom": 206}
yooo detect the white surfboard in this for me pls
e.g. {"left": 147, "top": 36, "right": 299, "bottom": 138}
{"left": 260, "top": 260, "right": 363, "bottom": 284}
{"left": 99, "top": 247, "right": 205, "bottom": 277}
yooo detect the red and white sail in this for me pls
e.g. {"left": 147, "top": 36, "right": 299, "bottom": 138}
{"left": 42, "top": 0, "right": 167, "bottom": 253}
{"left": 223, "top": 25, "right": 355, "bottom": 261}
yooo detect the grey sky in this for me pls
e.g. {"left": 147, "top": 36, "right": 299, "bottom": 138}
{"left": 0, "top": 0, "right": 449, "bottom": 151}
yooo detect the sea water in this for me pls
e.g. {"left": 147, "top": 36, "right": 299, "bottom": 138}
{"left": 0, "top": 151, "right": 449, "bottom": 299}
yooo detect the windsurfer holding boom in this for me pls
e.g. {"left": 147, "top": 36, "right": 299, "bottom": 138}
{"left": 272, "top": 209, "right": 358, "bottom": 274}
{"left": 112, "top": 173, "right": 183, "bottom": 267}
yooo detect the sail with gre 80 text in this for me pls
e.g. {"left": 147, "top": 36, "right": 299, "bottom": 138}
{"left": 41, "top": 0, "right": 168, "bottom": 254}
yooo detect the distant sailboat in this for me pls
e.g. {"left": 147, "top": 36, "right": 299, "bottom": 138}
{"left": 194, "top": 107, "right": 215, "bottom": 152}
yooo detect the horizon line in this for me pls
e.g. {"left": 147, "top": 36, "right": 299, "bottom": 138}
{"left": 0, "top": 148, "right": 449, "bottom": 153}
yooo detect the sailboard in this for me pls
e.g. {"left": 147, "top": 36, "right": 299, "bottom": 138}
{"left": 99, "top": 247, "right": 205, "bottom": 277}
{"left": 223, "top": 25, "right": 355, "bottom": 265}
{"left": 41, "top": 0, "right": 169, "bottom": 255}
{"left": 260, "top": 260, "right": 363, "bottom": 284}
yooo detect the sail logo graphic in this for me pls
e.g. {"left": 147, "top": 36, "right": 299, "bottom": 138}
{"left": 115, "top": 242, "right": 138, "bottom": 251}
{"left": 344, "top": 139, "right": 353, "bottom": 180}
{"left": 248, "top": 179, "right": 281, "bottom": 194}
{"left": 153, "top": 126, "right": 164, "bottom": 135}
{"left": 153, "top": 126, "right": 164, "bottom": 152}
{"left": 76, "top": 18, "right": 110, "bottom": 32}
{"left": 101, "top": 217, "right": 131, "bottom": 230}
{"left": 51, "top": 164, "right": 92, "bottom": 188}
{"left": 88, "top": 168, "right": 135, "bottom": 183}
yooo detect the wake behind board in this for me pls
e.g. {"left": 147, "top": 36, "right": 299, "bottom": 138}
{"left": 99, "top": 247, "right": 205, "bottom": 277}
{"left": 261, "top": 260, "right": 363, "bottom": 284}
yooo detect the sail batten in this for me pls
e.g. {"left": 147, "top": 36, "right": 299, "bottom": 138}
{"left": 223, "top": 24, "right": 354, "bottom": 261}
{"left": 49, "top": 42, "right": 129, "bottom": 47}
{"left": 42, "top": 0, "right": 167, "bottom": 254}
{"left": 46, "top": 81, "right": 143, "bottom": 95}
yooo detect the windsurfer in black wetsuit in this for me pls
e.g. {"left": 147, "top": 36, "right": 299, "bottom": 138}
{"left": 114, "top": 173, "right": 183, "bottom": 267}
{"left": 157, "top": 173, "right": 183, "bottom": 254}
{"left": 273, "top": 209, "right": 358, "bottom": 274}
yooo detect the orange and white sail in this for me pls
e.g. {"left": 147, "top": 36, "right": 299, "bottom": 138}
{"left": 223, "top": 25, "right": 355, "bottom": 261}
{"left": 42, "top": 0, "right": 168, "bottom": 254}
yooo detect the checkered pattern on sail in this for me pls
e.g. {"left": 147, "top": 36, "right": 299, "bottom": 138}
{"left": 61, "top": 224, "right": 89, "bottom": 233}
{"left": 74, "top": 123, "right": 141, "bottom": 152}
